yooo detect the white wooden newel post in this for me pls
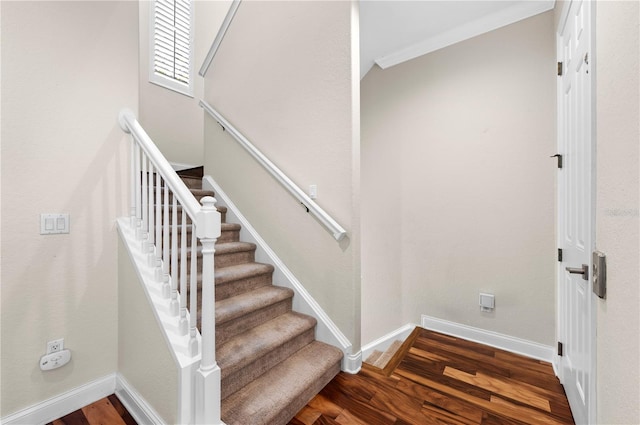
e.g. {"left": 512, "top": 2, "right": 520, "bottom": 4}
{"left": 195, "top": 196, "right": 222, "bottom": 425}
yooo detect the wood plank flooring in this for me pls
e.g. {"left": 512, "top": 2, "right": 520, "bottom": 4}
{"left": 289, "top": 327, "right": 574, "bottom": 425}
{"left": 49, "top": 328, "right": 573, "bottom": 425}
{"left": 47, "top": 395, "right": 137, "bottom": 425}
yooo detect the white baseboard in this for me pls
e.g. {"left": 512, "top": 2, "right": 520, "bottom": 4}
{"left": 361, "top": 323, "right": 417, "bottom": 363}
{"left": 343, "top": 350, "right": 363, "bottom": 374}
{"left": 0, "top": 374, "right": 117, "bottom": 425}
{"left": 0, "top": 374, "right": 168, "bottom": 425}
{"left": 421, "top": 315, "right": 555, "bottom": 363}
{"left": 202, "top": 175, "right": 359, "bottom": 373}
{"left": 115, "top": 374, "right": 166, "bottom": 425}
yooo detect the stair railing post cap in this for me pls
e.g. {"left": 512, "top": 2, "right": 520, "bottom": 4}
{"left": 118, "top": 108, "right": 136, "bottom": 133}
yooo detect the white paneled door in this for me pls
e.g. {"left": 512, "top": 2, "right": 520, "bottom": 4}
{"left": 557, "top": 0, "right": 595, "bottom": 424}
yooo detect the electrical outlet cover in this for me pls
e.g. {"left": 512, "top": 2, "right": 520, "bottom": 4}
{"left": 47, "top": 338, "right": 64, "bottom": 354}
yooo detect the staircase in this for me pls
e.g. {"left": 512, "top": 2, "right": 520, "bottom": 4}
{"left": 176, "top": 167, "right": 343, "bottom": 425}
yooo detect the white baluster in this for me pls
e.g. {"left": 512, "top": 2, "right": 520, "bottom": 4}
{"left": 162, "top": 182, "right": 171, "bottom": 298}
{"left": 179, "top": 211, "right": 188, "bottom": 335}
{"left": 170, "top": 195, "right": 179, "bottom": 316}
{"left": 141, "top": 153, "right": 149, "bottom": 251}
{"left": 189, "top": 225, "right": 199, "bottom": 356}
{"left": 195, "top": 196, "right": 222, "bottom": 425}
{"left": 147, "top": 162, "right": 156, "bottom": 267}
{"left": 155, "top": 172, "right": 163, "bottom": 281}
{"left": 134, "top": 143, "right": 142, "bottom": 238}
{"left": 130, "top": 139, "right": 136, "bottom": 227}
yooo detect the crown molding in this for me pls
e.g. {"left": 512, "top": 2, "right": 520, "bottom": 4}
{"left": 375, "top": 0, "right": 555, "bottom": 70}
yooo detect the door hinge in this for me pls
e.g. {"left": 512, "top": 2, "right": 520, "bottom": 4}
{"left": 550, "top": 154, "right": 563, "bottom": 169}
{"left": 557, "top": 61, "right": 563, "bottom": 76}
{"left": 557, "top": 342, "right": 564, "bottom": 356}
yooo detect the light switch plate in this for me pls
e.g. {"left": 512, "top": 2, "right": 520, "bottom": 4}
{"left": 40, "top": 214, "right": 70, "bottom": 234}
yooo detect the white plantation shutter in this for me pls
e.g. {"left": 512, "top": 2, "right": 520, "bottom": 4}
{"left": 151, "top": 0, "right": 193, "bottom": 96}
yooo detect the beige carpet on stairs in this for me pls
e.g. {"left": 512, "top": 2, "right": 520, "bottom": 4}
{"left": 174, "top": 167, "right": 343, "bottom": 425}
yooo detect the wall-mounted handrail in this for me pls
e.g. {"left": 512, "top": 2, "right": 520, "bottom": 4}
{"left": 199, "top": 0, "right": 242, "bottom": 77}
{"left": 199, "top": 100, "right": 348, "bottom": 242}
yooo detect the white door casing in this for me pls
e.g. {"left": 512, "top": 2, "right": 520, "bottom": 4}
{"left": 556, "top": 0, "right": 596, "bottom": 424}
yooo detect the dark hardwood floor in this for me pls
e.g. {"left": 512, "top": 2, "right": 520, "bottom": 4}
{"left": 289, "top": 327, "right": 574, "bottom": 425}
{"left": 49, "top": 327, "right": 574, "bottom": 425}
{"left": 48, "top": 395, "right": 136, "bottom": 425}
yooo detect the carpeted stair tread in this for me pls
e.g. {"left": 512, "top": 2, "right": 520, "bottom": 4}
{"left": 165, "top": 222, "right": 240, "bottom": 242}
{"left": 215, "top": 286, "right": 293, "bottom": 325}
{"left": 214, "top": 241, "right": 256, "bottom": 268}
{"left": 217, "top": 313, "right": 318, "bottom": 399}
{"left": 221, "top": 222, "right": 241, "bottom": 231}
{"left": 218, "top": 312, "right": 316, "bottom": 378}
{"left": 188, "top": 262, "right": 274, "bottom": 300}
{"left": 164, "top": 222, "right": 240, "bottom": 233}
{"left": 176, "top": 166, "right": 205, "bottom": 178}
{"left": 181, "top": 177, "right": 203, "bottom": 189}
{"left": 182, "top": 240, "right": 255, "bottom": 258}
{"left": 215, "top": 264, "right": 273, "bottom": 300}
{"left": 221, "top": 341, "right": 343, "bottom": 425}
{"left": 169, "top": 172, "right": 343, "bottom": 423}
{"left": 151, "top": 203, "right": 227, "bottom": 220}
{"left": 189, "top": 188, "right": 215, "bottom": 197}
{"left": 215, "top": 241, "right": 255, "bottom": 254}
{"left": 215, "top": 262, "right": 274, "bottom": 285}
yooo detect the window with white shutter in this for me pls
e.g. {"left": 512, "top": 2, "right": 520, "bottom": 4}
{"left": 149, "top": 0, "right": 194, "bottom": 96}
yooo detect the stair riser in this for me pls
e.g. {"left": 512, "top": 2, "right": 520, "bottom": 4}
{"left": 215, "top": 272, "right": 272, "bottom": 300}
{"left": 154, "top": 192, "right": 215, "bottom": 203}
{"left": 178, "top": 247, "right": 255, "bottom": 272}
{"left": 152, "top": 205, "right": 227, "bottom": 224}
{"left": 215, "top": 250, "right": 255, "bottom": 268}
{"left": 218, "top": 229, "right": 240, "bottom": 244}
{"left": 216, "top": 298, "right": 292, "bottom": 347}
{"left": 186, "top": 270, "right": 273, "bottom": 304}
{"left": 165, "top": 227, "right": 240, "bottom": 246}
{"left": 220, "top": 341, "right": 343, "bottom": 425}
{"left": 270, "top": 360, "right": 341, "bottom": 425}
{"left": 221, "top": 328, "right": 315, "bottom": 400}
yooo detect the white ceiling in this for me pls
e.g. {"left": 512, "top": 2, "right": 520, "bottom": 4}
{"left": 360, "top": 0, "right": 555, "bottom": 78}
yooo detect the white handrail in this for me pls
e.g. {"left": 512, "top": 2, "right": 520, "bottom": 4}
{"left": 199, "top": 0, "right": 242, "bottom": 77}
{"left": 119, "top": 109, "right": 201, "bottom": 219}
{"left": 199, "top": 100, "right": 348, "bottom": 242}
{"left": 118, "top": 109, "right": 223, "bottom": 425}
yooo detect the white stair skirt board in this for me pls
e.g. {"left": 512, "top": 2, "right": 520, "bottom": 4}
{"left": 0, "top": 374, "right": 117, "bottom": 425}
{"left": 116, "top": 374, "right": 167, "bottom": 425}
{"left": 117, "top": 218, "right": 202, "bottom": 424}
{"left": 421, "top": 315, "right": 555, "bottom": 363}
{"left": 117, "top": 219, "right": 202, "bottom": 369}
{"left": 203, "top": 175, "right": 361, "bottom": 374}
{"left": 361, "top": 323, "right": 417, "bottom": 363}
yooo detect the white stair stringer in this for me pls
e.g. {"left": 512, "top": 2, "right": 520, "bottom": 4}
{"left": 117, "top": 218, "right": 201, "bottom": 424}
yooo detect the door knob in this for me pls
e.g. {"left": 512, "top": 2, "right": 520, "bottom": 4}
{"left": 566, "top": 264, "right": 589, "bottom": 280}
